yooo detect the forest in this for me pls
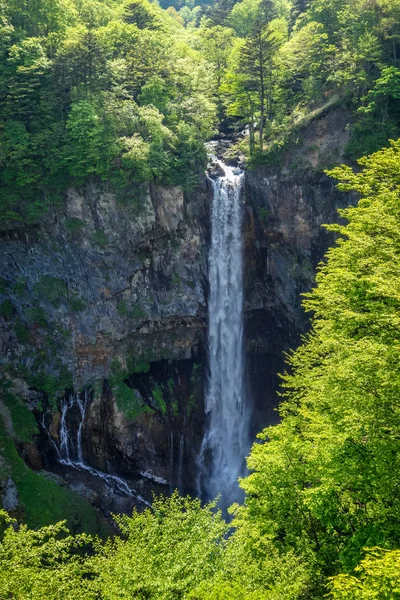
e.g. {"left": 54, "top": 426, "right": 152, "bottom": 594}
{"left": 1, "top": 0, "right": 400, "bottom": 227}
{"left": 1, "top": 0, "right": 400, "bottom": 598}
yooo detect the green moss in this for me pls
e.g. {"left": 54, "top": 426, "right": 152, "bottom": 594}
{"left": 131, "top": 359, "right": 150, "bottom": 374}
{"left": 93, "top": 230, "right": 109, "bottom": 249}
{"left": 152, "top": 385, "right": 167, "bottom": 415}
{"left": 113, "top": 380, "right": 151, "bottom": 420}
{"left": 26, "top": 306, "right": 48, "bottom": 328}
{"left": 187, "top": 363, "right": 201, "bottom": 418}
{"left": 69, "top": 296, "right": 86, "bottom": 312}
{"left": 2, "top": 389, "right": 38, "bottom": 443}
{"left": 0, "top": 300, "right": 14, "bottom": 319}
{"left": 27, "top": 370, "right": 72, "bottom": 411}
{"left": 65, "top": 217, "right": 85, "bottom": 233}
{"left": 34, "top": 276, "right": 67, "bottom": 307}
{"left": 0, "top": 419, "right": 98, "bottom": 534}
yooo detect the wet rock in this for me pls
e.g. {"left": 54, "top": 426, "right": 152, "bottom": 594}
{"left": 2, "top": 478, "right": 19, "bottom": 512}
{"left": 22, "top": 443, "right": 43, "bottom": 470}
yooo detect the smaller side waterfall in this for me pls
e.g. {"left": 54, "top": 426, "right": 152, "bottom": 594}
{"left": 44, "top": 390, "right": 150, "bottom": 506}
{"left": 58, "top": 390, "right": 89, "bottom": 464}
{"left": 198, "top": 158, "right": 250, "bottom": 509}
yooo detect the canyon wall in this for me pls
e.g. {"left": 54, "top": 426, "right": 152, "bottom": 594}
{"left": 0, "top": 108, "right": 354, "bottom": 517}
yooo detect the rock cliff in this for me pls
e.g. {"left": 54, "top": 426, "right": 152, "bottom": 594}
{"left": 0, "top": 108, "right": 355, "bottom": 518}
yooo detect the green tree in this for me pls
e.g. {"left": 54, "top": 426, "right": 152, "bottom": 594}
{"left": 329, "top": 549, "right": 400, "bottom": 599}
{"left": 198, "top": 24, "right": 236, "bottom": 120}
{"left": 93, "top": 493, "right": 228, "bottom": 600}
{"left": 240, "top": 24, "right": 279, "bottom": 149}
{"left": 0, "top": 511, "right": 96, "bottom": 599}
{"left": 240, "top": 139, "right": 400, "bottom": 588}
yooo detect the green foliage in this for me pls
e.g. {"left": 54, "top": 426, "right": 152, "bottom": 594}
{"left": 110, "top": 356, "right": 152, "bottom": 419}
{"left": 0, "top": 418, "right": 98, "bottom": 533}
{"left": 152, "top": 384, "right": 167, "bottom": 414}
{"left": 198, "top": 0, "right": 400, "bottom": 161}
{"left": 0, "top": 512, "right": 97, "bottom": 599}
{"left": 329, "top": 548, "right": 400, "bottom": 599}
{"left": 346, "top": 67, "right": 400, "bottom": 159}
{"left": 114, "top": 379, "right": 151, "bottom": 419}
{"left": 238, "top": 140, "right": 400, "bottom": 593}
{"left": 2, "top": 387, "right": 38, "bottom": 443}
{"left": 27, "top": 370, "right": 73, "bottom": 409}
{"left": 0, "top": 494, "right": 228, "bottom": 599}
{"left": 93, "top": 493, "right": 228, "bottom": 599}
{"left": 0, "top": 0, "right": 216, "bottom": 228}
{"left": 33, "top": 276, "right": 67, "bottom": 306}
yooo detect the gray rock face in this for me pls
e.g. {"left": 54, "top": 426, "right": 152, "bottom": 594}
{"left": 243, "top": 109, "right": 355, "bottom": 428}
{"left": 0, "top": 178, "right": 210, "bottom": 387}
{"left": 1, "top": 478, "right": 19, "bottom": 512}
{"left": 0, "top": 177, "right": 211, "bottom": 499}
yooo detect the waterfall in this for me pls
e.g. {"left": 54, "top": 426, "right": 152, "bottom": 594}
{"left": 45, "top": 390, "right": 150, "bottom": 506}
{"left": 198, "top": 158, "right": 249, "bottom": 508}
{"left": 58, "top": 389, "right": 89, "bottom": 465}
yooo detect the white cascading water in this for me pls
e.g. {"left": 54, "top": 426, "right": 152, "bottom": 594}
{"left": 53, "top": 390, "right": 150, "bottom": 506}
{"left": 198, "top": 158, "right": 249, "bottom": 508}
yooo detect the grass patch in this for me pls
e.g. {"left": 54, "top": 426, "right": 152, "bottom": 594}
{"left": 0, "top": 419, "right": 98, "bottom": 534}
{"left": 93, "top": 230, "right": 109, "bottom": 249}
{"left": 34, "top": 276, "right": 67, "bottom": 307}
{"left": 113, "top": 380, "right": 152, "bottom": 420}
{"left": 2, "top": 388, "right": 38, "bottom": 443}
{"left": 65, "top": 217, "right": 85, "bottom": 233}
{"left": 0, "top": 300, "right": 14, "bottom": 319}
{"left": 152, "top": 385, "right": 167, "bottom": 415}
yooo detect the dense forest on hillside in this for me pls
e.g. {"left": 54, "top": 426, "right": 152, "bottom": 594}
{"left": 1, "top": 0, "right": 400, "bottom": 598}
{"left": 1, "top": 0, "right": 400, "bottom": 226}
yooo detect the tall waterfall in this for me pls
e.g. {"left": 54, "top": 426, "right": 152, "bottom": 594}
{"left": 198, "top": 158, "right": 249, "bottom": 508}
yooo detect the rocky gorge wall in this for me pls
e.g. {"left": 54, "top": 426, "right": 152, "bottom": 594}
{"left": 0, "top": 108, "right": 355, "bottom": 521}
{"left": 243, "top": 109, "right": 354, "bottom": 431}
{"left": 0, "top": 175, "right": 211, "bottom": 517}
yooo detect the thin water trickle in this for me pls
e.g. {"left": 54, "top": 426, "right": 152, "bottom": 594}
{"left": 45, "top": 390, "right": 151, "bottom": 507}
{"left": 198, "top": 158, "right": 250, "bottom": 509}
